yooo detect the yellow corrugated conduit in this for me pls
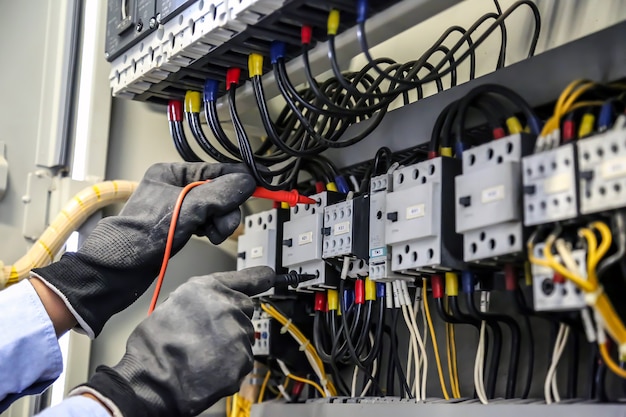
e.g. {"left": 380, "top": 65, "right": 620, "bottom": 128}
{"left": 0, "top": 180, "right": 138, "bottom": 288}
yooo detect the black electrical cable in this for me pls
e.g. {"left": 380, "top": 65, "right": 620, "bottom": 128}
{"left": 185, "top": 111, "right": 239, "bottom": 163}
{"left": 513, "top": 287, "right": 535, "bottom": 399}
{"left": 493, "top": 0, "right": 507, "bottom": 69}
{"left": 567, "top": 329, "right": 580, "bottom": 399}
{"left": 350, "top": 1, "right": 540, "bottom": 95}
{"left": 373, "top": 147, "right": 393, "bottom": 175}
{"left": 390, "top": 308, "right": 413, "bottom": 398}
{"left": 228, "top": 86, "right": 303, "bottom": 190}
{"left": 170, "top": 120, "right": 203, "bottom": 162}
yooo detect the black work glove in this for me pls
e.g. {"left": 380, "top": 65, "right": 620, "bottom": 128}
{"left": 31, "top": 162, "right": 256, "bottom": 337}
{"left": 72, "top": 266, "right": 276, "bottom": 417}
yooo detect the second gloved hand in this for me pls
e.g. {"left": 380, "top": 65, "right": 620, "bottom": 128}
{"left": 73, "top": 266, "right": 276, "bottom": 417}
{"left": 32, "top": 162, "right": 256, "bottom": 337}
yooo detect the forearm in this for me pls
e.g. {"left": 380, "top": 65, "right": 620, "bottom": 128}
{"left": 29, "top": 277, "right": 77, "bottom": 337}
{"left": 35, "top": 396, "right": 112, "bottom": 417}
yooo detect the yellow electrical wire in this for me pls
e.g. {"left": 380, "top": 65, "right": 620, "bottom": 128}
{"left": 285, "top": 374, "right": 326, "bottom": 397}
{"left": 260, "top": 303, "right": 337, "bottom": 396}
{"left": 542, "top": 80, "right": 596, "bottom": 136}
{"left": 257, "top": 370, "right": 271, "bottom": 403}
{"left": 422, "top": 278, "right": 451, "bottom": 400}
{"left": 599, "top": 343, "right": 626, "bottom": 379}
{"left": 444, "top": 299, "right": 460, "bottom": 398}
{"left": 450, "top": 316, "right": 461, "bottom": 397}
{"left": 542, "top": 234, "right": 593, "bottom": 291}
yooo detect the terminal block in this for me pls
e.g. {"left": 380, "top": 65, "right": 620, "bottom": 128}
{"left": 282, "top": 192, "right": 342, "bottom": 291}
{"left": 237, "top": 209, "right": 288, "bottom": 298}
{"left": 386, "top": 157, "right": 463, "bottom": 274}
{"left": 530, "top": 244, "right": 586, "bottom": 311}
{"left": 456, "top": 134, "right": 535, "bottom": 263}
{"left": 523, "top": 143, "right": 578, "bottom": 225}
{"left": 322, "top": 196, "right": 369, "bottom": 260}
{"left": 577, "top": 127, "right": 626, "bottom": 214}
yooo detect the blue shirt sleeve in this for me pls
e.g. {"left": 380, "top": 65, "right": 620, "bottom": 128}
{"left": 0, "top": 280, "right": 64, "bottom": 413}
{"left": 35, "top": 396, "right": 111, "bottom": 417}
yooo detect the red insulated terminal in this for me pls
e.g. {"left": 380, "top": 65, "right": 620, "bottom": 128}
{"left": 315, "top": 181, "right": 325, "bottom": 193}
{"left": 314, "top": 292, "right": 327, "bottom": 312}
{"left": 431, "top": 275, "right": 443, "bottom": 299}
{"left": 167, "top": 100, "right": 183, "bottom": 122}
{"left": 563, "top": 119, "right": 575, "bottom": 142}
{"left": 355, "top": 279, "right": 365, "bottom": 305}
{"left": 292, "top": 381, "right": 304, "bottom": 398}
{"left": 301, "top": 25, "right": 313, "bottom": 45}
{"left": 504, "top": 264, "right": 517, "bottom": 291}
{"left": 428, "top": 150, "right": 437, "bottom": 160}
{"left": 553, "top": 273, "right": 566, "bottom": 284}
{"left": 493, "top": 127, "right": 506, "bottom": 139}
{"left": 226, "top": 68, "right": 241, "bottom": 90}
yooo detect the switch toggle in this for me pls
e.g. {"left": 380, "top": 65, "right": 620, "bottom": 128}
{"left": 283, "top": 238, "right": 293, "bottom": 247}
{"left": 459, "top": 196, "right": 471, "bottom": 207}
{"left": 386, "top": 212, "right": 398, "bottom": 222}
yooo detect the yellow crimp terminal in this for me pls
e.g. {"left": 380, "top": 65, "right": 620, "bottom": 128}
{"left": 445, "top": 272, "right": 459, "bottom": 296}
{"left": 327, "top": 9, "right": 340, "bottom": 36}
{"left": 579, "top": 113, "right": 595, "bottom": 138}
{"left": 440, "top": 147, "right": 453, "bottom": 157}
{"left": 506, "top": 117, "right": 523, "bottom": 134}
{"left": 248, "top": 53, "right": 264, "bottom": 78}
{"left": 184, "top": 91, "right": 202, "bottom": 113}
{"left": 327, "top": 289, "right": 339, "bottom": 311}
{"left": 326, "top": 182, "right": 338, "bottom": 192}
{"left": 281, "top": 202, "right": 290, "bottom": 209}
{"left": 365, "top": 277, "right": 376, "bottom": 301}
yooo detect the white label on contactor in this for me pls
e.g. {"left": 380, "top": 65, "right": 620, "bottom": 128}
{"left": 406, "top": 204, "right": 425, "bottom": 219}
{"left": 481, "top": 185, "right": 505, "bottom": 203}
{"left": 334, "top": 221, "right": 350, "bottom": 235}
{"left": 543, "top": 173, "right": 572, "bottom": 194}
{"left": 250, "top": 246, "right": 263, "bottom": 259}
{"left": 298, "top": 231, "right": 313, "bottom": 245}
{"left": 601, "top": 157, "right": 626, "bottom": 180}
{"left": 371, "top": 248, "right": 385, "bottom": 257}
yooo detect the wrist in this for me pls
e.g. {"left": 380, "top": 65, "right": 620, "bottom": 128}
{"left": 29, "top": 277, "right": 77, "bottom": 337}
{"left": 81, "top": 393, "right": 114, "bottom": 416}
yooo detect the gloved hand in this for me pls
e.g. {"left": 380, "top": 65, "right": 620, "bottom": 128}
{"left": 72, "top": 267, "right": 276, "bottom": 417}
{"left": 31, "top": 162, "right": 256, "bottom": 337}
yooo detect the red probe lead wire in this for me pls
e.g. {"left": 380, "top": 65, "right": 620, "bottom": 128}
{"left": 147, "top": 181, "right": 315, "bottom": 314}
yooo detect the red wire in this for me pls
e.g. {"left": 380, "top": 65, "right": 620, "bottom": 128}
{"left": 148, "top": 181, "right": 207, "bottom": 315}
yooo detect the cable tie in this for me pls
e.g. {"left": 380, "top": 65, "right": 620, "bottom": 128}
{"left": 280, "top": 319, "right": 293, "bottom": 334}
{"left": 298, "top": 339, "right": 311, "bottom": 351}
{"left": 584, "top": 285, "right": 604, "bottom": 307}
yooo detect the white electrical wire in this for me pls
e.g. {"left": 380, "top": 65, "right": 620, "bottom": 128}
{"left": 403, "top": 281, "right": 428, "bottom": 400}
{"left": 360, "top": 333, "right": 378, "bottom": 397}
{"left": 473, "top": 321, "right": 489, "bottom": 404}
{"left": 395, "top": 281, "right": 421, "bottom": 400}
{"left": 351, "top": 366, "right": 359, "bottom": 398}
{"left": 544, "top": 324, "right": 570, "bottom": 404}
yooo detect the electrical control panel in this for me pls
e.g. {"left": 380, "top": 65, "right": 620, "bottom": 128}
{"left": 530, "top": 243, "right": 587, "bottom": 312}
{"left": 455, "top": 134, "right": 534, "bottom": 262}
{"left": 238, "top": 209, "right": 287, "bottom": 298}
{"left": 105, "top": 0, "right": 157, "bottom": 61}
{"left": 322, "top": 196, "right": 369, "bottom": 260}
{"left": 282, "top": 192, "right": 342, "bottom": 291}
{"left": 386, "top": 157, "right": 463, "bottom": 273}
{"left": 523, "top": 143, "right": 579, "bottom": 225}
{"left": 577, "top": 127, "right": 626, "bottom": 214}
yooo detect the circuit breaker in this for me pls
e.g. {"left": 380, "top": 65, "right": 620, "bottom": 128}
{"left": 322, "top": 196, "right": 369, "bottom": 260}
{"left": 282, "top": 192, "right": 342, "bottom": 291}
{"left": 105, "top": 0, "right": 157, "bottom": 61}
{"left": 385, "top": 157, "right": 463, "bottom": 273}
{"left": 237, "top": 209, "right": 287, "bottom": 298}
{"left": 577, "top": 127, "right": 626, "bottom": 214}
{"left": 523, "top": 143, "right": 578, "bottom": 225}
{"left": 456, "top": 134, "right": 534, "bottom": 262}
{"left": 530, "top": 243, "right": 587, "bottom": 311}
